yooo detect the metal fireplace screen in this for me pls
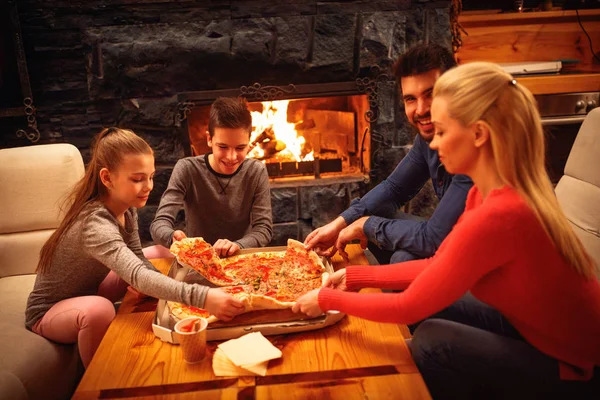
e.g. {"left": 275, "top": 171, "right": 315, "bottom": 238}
{"left": 186, "top": 94, "right": 370, "bottom": 179}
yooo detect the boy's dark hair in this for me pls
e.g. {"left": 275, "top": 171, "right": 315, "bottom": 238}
{"left": 208, "top": 97, "right": 253, "bottom": 138}
{"left": 393, "top": 43, "right": 457, "bottom": 79}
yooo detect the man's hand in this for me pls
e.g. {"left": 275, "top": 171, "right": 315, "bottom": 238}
{"left": 172, "top": 230, "right": 187, "bottom": 242}
{"left": 203, "top": 288, "right": 245, "bottom": 321}
{"left": 323, "top": 269, "right": 348, "bottom": 291}
{"left": 304, "top": 216, "right": 348, "bottom": 257}
{"left": 335, "top": 217, "right": 369, "bottom": 261}
{"left": 213, "top": 239, "right": 240, "bottom": 258}
{"left": 292, "top": 289, "right": 323, "bottom": 318}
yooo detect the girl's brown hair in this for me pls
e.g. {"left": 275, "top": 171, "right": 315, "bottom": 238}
{"left": 36, "top": 127, "right": 153, "bottom": 274}
{"left": 434, "top": 62, "right": 596, "bottom": 279}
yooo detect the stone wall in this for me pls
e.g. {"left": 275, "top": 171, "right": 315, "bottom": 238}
{"left": 1, "top": 0, "right": 451, "bottom": 245}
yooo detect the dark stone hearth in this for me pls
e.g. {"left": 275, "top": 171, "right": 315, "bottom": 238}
{"left": 139, "top": 129, "right": 185, "bottom": 165}
{"left": 375, "top": 81, "right": 399, "bottom": 125}
{"left": 300, "top": 183, "right": 359, "bottom": 228}
{"left": 428, "top": 8, "right": 453, "bottom": 51}
{"left": 231, "top": 0, "right": 316, "bottom": 19}
{"left": 359, "top": 12, "right": 406, "bottom": 71}
{"left": 316, "top": 1, "right": 412, "bottom": 14}
{"left": 118, "top": 97, "right": 179, "bottom": 128}
{"left": 138, "top": 206, "right": 186, "bottom": 245}
{"left": 271, "top": 188, "right": 298, "bottom": 224}
{"left": 298, "top": 219, "right": 313, "bottom": 242}
{"left": 408, "top": 180, "right": 439, "bottom": 219}
{"left": 311, "top": 14, "right": 356, "bottom": 73}
{"left": 84, "top": 21, "right": 235, "bottom": 99}
{"left": 374, "top": 145, "right": 409, "bottom": 182}
{"left": 148, "top": 167, "right": 173, "bottom": 205}
{"left": 273, "top": 17, "right": 311, "bottom": 66}
{"left": 271, "top": 222, "right": 298, "bottom": 246}
{"left": 2, "top": 0, "right": 452, "bottom": 248}
{"left": 231, "top": 19, "right": 275, "bottom": 63}
{"left": 137, "top": 206, "right": 158, "bottom": 244}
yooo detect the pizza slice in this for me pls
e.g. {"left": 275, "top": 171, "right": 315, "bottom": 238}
{"left": 282, "top": 238, "right": 327, "bottom": 280}
{"left": 170, "top": 237, "right": 238, "bottom": 286}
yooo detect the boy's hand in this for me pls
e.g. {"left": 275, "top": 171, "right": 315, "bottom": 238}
{"left": 213, "top": 239, "right": 240, "bottom": 258}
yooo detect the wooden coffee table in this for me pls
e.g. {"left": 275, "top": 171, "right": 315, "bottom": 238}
{"left": 72, "top": 244, "right": 431, "bottom": 399}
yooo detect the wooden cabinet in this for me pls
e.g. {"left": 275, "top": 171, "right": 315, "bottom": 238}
{"left": 456, "top": 9, "right": 600, "bottom": 94}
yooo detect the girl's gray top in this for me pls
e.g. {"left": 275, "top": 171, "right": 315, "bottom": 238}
{"left": 25, "top": 203, "right": 208, "bottom": 329}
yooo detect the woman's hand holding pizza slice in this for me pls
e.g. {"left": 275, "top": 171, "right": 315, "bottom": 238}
{"left": 292, "top": 289, "right": 324, "bottom": 318}
{"left": 323, "top": 269, "right": 348, "bottom": 291}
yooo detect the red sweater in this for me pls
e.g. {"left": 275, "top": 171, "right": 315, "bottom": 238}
{"left": 319, "top": 186, "right": 600, "bottom": 380}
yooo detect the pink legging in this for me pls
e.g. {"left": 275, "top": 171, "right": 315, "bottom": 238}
{"left": 142, "top": 244, "right": 172, "bottom": 259}
{"left": 31, "top": 271, "right": 129, "bottom": 368}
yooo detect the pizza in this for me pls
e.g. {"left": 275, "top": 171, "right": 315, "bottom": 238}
{"left": 167, "top": 238, "right": 328, "bottom": 323}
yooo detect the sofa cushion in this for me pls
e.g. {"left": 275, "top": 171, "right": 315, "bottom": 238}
{"left": 0, "top": 230, "right": 54, "bottom": 278}
{"left": 563, "top": 108, "right": 600, "bottom": 188}
{"left": 0, "top": 275, "right": 82, "bottom": 400}
{"left": 0, "top": 144, "right": 84, "bottom": 235}
{"left": 0, "top": 371, "right": 28, "bottom": 400}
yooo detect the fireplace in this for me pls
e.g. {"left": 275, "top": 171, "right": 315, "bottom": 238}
{"left": 175, "top": 79, "right": 391, "bottom": 244}
{"left": 179, "top": 82, "right": 374, "bottom": 181}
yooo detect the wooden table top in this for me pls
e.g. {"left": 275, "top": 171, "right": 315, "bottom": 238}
{"left": 73, "top": 244, "right": 431, "bottom": 399}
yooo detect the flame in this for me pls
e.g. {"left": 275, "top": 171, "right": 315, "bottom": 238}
{"left": 248, "top": 100, "right": 314, "bottom": 162}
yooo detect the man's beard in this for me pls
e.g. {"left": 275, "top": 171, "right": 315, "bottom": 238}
{"left": 412, "top": 113, "right": 433, "bottom": 143}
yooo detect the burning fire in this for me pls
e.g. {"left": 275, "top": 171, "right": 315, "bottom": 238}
{"left": 248, "top": 100, "right": 314, "bottom": 162}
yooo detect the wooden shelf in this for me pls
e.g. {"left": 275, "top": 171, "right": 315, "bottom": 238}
{"left": 460, "top": 9, "right": 600, "bottom": 26}
{"left": 517, "top": 73, "right": 600, "bottom": 95}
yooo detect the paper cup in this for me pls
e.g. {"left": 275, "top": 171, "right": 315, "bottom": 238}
{"left": 174, "top": 317, "right": 208, "bottom": 364}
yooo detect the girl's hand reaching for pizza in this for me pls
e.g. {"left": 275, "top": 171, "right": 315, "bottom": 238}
{"left": 292, "top": 289, "right": 323, "bottom": 318}
{"left": 213, "top": 239, "right": 240, "bottom": 258}
{"left": 323, "top": 269, "right": 348, "bottom": 291}
{"left": 204, "top": 288, "right": 245, "bottom": 321}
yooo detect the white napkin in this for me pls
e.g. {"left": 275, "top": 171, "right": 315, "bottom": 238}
{"left": 212, "top": 332, "right": 282, "bottom": 376}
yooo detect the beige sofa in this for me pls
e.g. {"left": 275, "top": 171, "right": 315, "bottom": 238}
{"left": 555, "top": 107, "right": 600, "bottom": 275}
{"left": 0, "top": 144, "right": 85, "bottom": 400}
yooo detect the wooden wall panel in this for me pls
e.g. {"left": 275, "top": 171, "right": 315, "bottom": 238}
{"left": 456, "top": 10, "right": 600, "bottom": 74}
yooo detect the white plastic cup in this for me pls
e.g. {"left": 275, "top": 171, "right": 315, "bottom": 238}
{"left": 174, "top": 317, "right": 208, "bottom": 364}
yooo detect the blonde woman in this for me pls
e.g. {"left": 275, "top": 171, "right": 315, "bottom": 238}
{"left": 294, "top": 62, "right": 600, "bottom": 398}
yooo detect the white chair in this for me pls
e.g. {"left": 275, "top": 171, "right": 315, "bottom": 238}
{"left": 554, "top": 107, "right": 600, "bottom": 277}
{"left": 0, "top": 143, "right": 85, "bottom": 400}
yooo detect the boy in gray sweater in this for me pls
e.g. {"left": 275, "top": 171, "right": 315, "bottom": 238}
{"left": 148, "top": 97, "right": 273, "bottom": 258}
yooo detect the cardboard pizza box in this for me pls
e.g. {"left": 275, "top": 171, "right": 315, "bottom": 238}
{"left": 152, "top": 247, "right": 345, "bottom": 343}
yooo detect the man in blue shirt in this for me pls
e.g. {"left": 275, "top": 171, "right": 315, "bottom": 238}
{"left": 305, "top": 43, "right": 473, "bottom": 264}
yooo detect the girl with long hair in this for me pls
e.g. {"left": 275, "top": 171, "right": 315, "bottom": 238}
{"left": 26, "top": 128, "right": 244, "bottom": 368}
{"left": 293, "top": 62, "right": 600, "bottom": 398}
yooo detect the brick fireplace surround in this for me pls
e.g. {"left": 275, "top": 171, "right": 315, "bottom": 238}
{"left": 1, "top": 0, "right": 451, "bottom": 245}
